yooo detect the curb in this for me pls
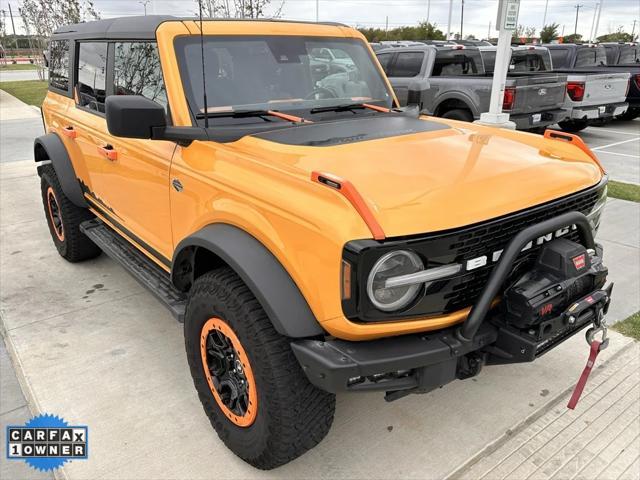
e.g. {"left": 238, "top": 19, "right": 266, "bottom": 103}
{"left": 0, "top": 314, "right": 69, "bottom": 480}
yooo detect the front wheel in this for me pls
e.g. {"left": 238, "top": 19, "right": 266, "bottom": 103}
{"left": 184, "top": 267, "right": 336, "bottom": 470}
{"left": 440, "top": 108, "right": 473, "bottom": 122}
{"left": 558, "top": 118, "right": 588, "bottom": 133}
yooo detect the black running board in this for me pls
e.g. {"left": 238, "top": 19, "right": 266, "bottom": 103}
{"left": 80, "top": 219, "right": 187, "bottom": 321}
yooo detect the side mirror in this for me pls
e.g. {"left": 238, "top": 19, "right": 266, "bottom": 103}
{"left": 105, "top": 95, "right": 167, "bottom": 139}
{"left": 407, "top": 79, "right": 430, "bottom": 108}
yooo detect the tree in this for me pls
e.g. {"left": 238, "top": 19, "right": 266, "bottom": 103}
{"left": 19, "top": 0, "right": 100, "bottom": 45}
{"left": 540, "top": 23, "right": 560, "bottom": 43}
{"left": 563, "top": 33, "right": 583, "bottom": 43}
{"left": 597, "top": 26, "right": 637, "bottom": 43}
{"left": 524, "top": 26, "right": 536, "bottom": 39}
{"left": 359, "top": 22, "right": 445, "bottom": 42}
{"left": 512, "top": 24, "right": 525, "bottom": 41}
{"left": 196, "top": 0, "right": 284, "bottom": 19}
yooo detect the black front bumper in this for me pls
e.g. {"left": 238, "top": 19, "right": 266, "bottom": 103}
{"left": 293, "top": 211, "right": 610, "bottom": 398}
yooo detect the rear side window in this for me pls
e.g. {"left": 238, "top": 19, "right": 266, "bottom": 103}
{"left": 376, "top": 52, "right": 393, "bottom": 75}
{"left": 575, "top": 46, "right": 607, "bottom": 67}
{"left": 49, "top": 40, "right": 70, "bottom": 92}
{"left": 77, "top": 42, "right": 108, "bottom": 113}
{"left": 388, "top": 52, "right": 423, "bottom": 77}
{"left": 510, "top": 51, "right": 552, "bottom": 72}
{"left": 549, "top": 48, "right": 568, "bottom": 69}
{"left": 432, "top": 49, "right": 484, "bottom": 76}
{"left": 481, "top": 50, "right": 496, "bottom": 72}
{"left": 618, "top": 45, "right": 640, "bottom": 64}
{"left": 114, "top": 42, "right": 168, "bottom": 109}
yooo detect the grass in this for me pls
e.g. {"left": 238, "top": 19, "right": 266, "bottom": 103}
{"left": 612, "top": 311, "right": 640, "bottom": 341}
{"left": 608, "top": 180, "right": 640, "bottom": 203}
{"left": 0, "top": 63, "right": 39, "bottom": 70}
{"left": 0, "top": 80, "right": 48, "bottom": 106}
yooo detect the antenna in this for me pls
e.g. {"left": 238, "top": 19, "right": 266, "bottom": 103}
{"left": 198, "top": 0, "right": 209, "bottom": 128}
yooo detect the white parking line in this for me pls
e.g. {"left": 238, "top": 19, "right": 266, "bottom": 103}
{"left": 595, "top": 150, "right": 639, "bottom": 159}
{"left": 591, "top": 137, "right": 640, "bottom": 151}
{"left": 588, "top": 128, "right": 640, "bottom": 136}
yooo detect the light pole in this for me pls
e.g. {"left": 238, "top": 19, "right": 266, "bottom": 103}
{"left": 589, "top": 3, "right": 599, "bottom": 42}
{"left": 138, "top": 0, "right": 150, "bottom": 16}
{"left": 573, "top": 4, "right": 583, "bottom": 36}
{"left": 316, "top": 0, "right": 319, "bottom": 22}
{"left": 460, "top": 0, "right": 465, "bottom": 39}
{"left": 542, "top": 0, "right": 549, "bottom": 28}
{"left": 593, "top": 0, "right": 603, "bottom": 41}
{"left": 446, "top": 0, "right": 453, "bottom": 40}
{"left": 427, "top": 0, "right": 430, "bottom": 24}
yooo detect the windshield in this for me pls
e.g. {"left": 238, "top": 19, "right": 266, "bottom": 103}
{"left": 618, "top": 45, "right": 640, "bottom": 64}
{"left": 175, "top": 35, "right": 393, "bottom": 124}
{"left": 575, "top": 46, "right": 607, "bottom": 67}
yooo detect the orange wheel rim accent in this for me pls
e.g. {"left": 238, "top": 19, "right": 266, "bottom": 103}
{"left": 46, "top": 187, "right": 65, "bottom": 242}
{"left": 200, "top": 317, "right": 258, "bottom": 427}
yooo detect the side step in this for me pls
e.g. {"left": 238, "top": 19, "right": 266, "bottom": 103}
{"left": 80, "top": 219, "right": 187, "bottom": 321}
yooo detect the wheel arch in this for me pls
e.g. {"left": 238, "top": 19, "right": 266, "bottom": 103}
{"left": 434, "top": 93, "right": 477, "bottom": 118}
{"left": 172, "top": 223, "right": 325, "bottom": 338}
{"left": 34, "top": 133, "right": 88, "bottom": 208}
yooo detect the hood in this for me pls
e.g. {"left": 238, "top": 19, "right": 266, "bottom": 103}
{"left": 237, "top": 116, "right": 603, "bottom": 238}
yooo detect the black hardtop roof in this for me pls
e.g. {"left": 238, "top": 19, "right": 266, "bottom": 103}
{"left": 52, "top": 15, "right": 348, "bottom": 40}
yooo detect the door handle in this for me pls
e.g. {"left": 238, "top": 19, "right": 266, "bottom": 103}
{"left": 97, "top": 145, "right": 117, "bottom": 161}
{"left": 61, "top": 126, "right": 77, "bottom": 139}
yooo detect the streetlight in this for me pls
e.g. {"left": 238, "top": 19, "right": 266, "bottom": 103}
{"left": 139, "top": 0, "right": 150, "bottom": 16}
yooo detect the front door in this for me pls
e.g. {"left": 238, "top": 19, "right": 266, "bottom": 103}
{"left": 73, "top": 40, "right": 175, "bottom": 265}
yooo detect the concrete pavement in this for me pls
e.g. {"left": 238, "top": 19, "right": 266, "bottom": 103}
{"left": 0, "top": 90, "right": 43, "bottom": 164}
{"left": 0, "top": 69, "right": 47, "bottom": 83}
{"left": 0, "top": 91, "right": 639, "bottom": 479}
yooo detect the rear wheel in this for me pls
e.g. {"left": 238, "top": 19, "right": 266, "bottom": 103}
{"left": 184, "top": 267, "right": 335, "bottom": 470}
{"left": 558, "top": 119, "right": 588, "bottom": 133}
{"left": 616, "top": 109, "right": 639, "bottom": 121}
{"left": 440, "top": 108, "right": 474, "bottom": 122}
{"left": 40, "top": 165, "right": 101, "bottom": 262}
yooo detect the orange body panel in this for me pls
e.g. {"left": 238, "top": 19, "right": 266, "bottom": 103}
{"left": 41, "top": 20, "right": 605, "bottom": 341}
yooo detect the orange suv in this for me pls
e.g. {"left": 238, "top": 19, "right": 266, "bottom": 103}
{"left": 36, "top": 16, "right": 612, "bottom": 469}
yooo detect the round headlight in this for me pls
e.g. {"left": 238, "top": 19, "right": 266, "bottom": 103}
{"left": 366, "top": 250, "right": 424, "bottom": 312}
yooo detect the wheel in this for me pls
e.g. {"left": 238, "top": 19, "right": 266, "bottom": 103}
{"left": 588, "top": 118, "right": 612, "bottom": 127}
{"left": 40, "top": 165, "right": 101, "bottom": 262}
{"left": 184, "top": 267, "right": 336, "bottom": 470}
{"left": 440, "top": 108, "right": 473, "bottom": 122}
{"left": 558, "top": 119, "right": 588, "bottom": 133}
{"left": 616, "top": 109, "right": 639, "bottom": 121}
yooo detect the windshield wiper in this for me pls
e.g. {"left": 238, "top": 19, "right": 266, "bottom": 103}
{"left": 309, "top": 103, "right": 391, "bottom": 114}
{"left": 196, "top": 109, "right": 310, "bottom": 123}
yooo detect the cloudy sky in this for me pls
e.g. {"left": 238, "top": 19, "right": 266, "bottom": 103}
{"left": 2, "top": 0, "right": 638, "bottom": 40}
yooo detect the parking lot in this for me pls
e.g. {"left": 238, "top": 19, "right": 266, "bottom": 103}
{"left": 0, "top": 85, "right": 638, "bottom": 480}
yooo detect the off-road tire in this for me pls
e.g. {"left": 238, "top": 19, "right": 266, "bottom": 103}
{"left": 39, "top": 165, "right": 101, "bottom": 262}
{"left": 184, "top": 267, "right": 336, "bottom": 470}
{"left": 558, "top": 119, "right": 588, "bottom": 133}
{"left": 441, "top": 108, "right": 473, "bottom": 122}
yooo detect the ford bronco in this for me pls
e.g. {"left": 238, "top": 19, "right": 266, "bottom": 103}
{"left": 36, "top": 16, "right": 612, "bottom": 469}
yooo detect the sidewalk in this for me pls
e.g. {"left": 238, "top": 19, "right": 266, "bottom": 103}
{"left": 0, "top": 89, "right": 44, "bottom": 164}
{"left": 0, "top": 91, "right": 639, "bottom": 479}
{"left": 451, "top": 343, "right": 640, "bottom": 480}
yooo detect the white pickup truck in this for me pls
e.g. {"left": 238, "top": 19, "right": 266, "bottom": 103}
{"left": 541, "top": 44, "right": 630, "bottom": 132}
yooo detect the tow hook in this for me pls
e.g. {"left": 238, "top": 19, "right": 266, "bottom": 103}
{"left": 566, "top": 284, "right": 613, "bottom": 410}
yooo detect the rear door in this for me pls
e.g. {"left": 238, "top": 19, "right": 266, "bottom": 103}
{"left": 510, "top": 74, "right": 568, "bottom": 114}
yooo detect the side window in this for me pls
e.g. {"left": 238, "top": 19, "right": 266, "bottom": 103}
{"left": 113, "top": 42, "right": 168, "bottom": 110}
{"left": 49, "top": 40, "right": 70, "bottom": 92}
{"left": 376, "top": 53, "right": 393, "bottom": 75}
{"left": 549, "top": 49, "right": 568, "bottom": 69}
{"left": 77, "top": 42, "right": 108, "bottom": 113}
{"left": 389, "top": 52, "right": 424, "bottom": 77}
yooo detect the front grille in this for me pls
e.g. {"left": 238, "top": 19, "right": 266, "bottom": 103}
{"left": 344, "top": 181, "right": 605, "bottom": 323}
{"left": 440, "top": 185, "right": 602, "bottom": 313}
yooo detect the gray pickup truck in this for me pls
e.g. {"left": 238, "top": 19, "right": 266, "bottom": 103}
{"left": 541, "top": 43, "right": 630, "bottom": 131}
{"left": 377, "top": 45, "right": 568, "bottom": 131}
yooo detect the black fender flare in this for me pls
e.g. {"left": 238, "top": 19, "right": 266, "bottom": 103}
{"left": 34, "top": 133, "right": 88, "bottom": 208}
{"left": 172, "top": 224, "right": 325, "bottom": 338}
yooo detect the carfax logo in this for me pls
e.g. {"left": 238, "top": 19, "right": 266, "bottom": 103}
{"left": 6, "top": 413, "right": 88, "bottom": 472}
